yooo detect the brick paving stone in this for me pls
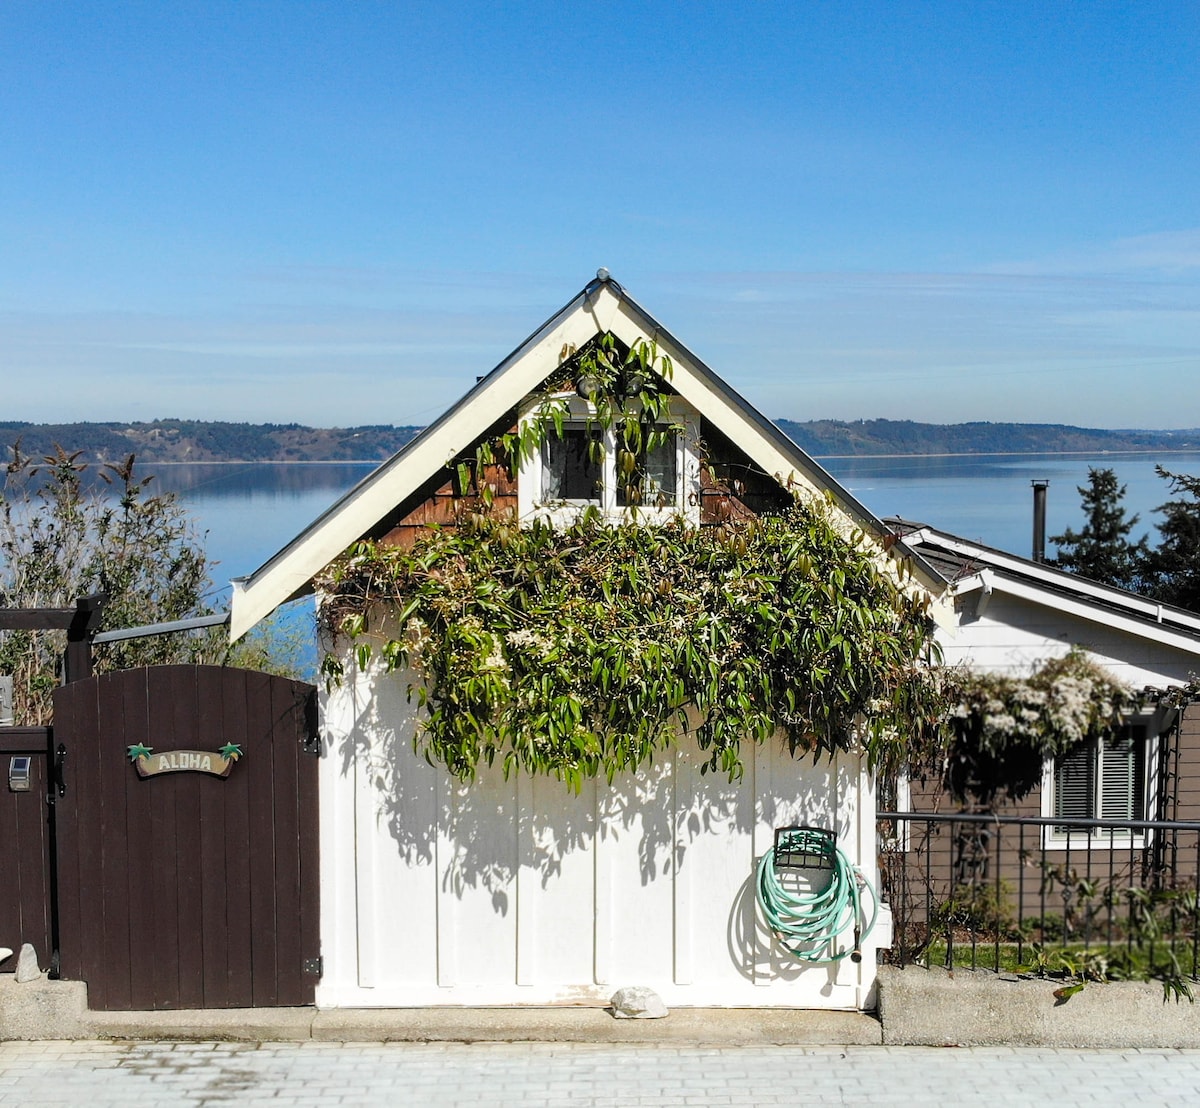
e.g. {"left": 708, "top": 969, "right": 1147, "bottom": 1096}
{"left": 1, "top": 1040, "right": 1200, "bottom": 1106}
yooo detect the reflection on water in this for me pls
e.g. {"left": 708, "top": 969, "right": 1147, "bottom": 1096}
{"left": 145, "top": 462, "right": 377, "bottom": 500}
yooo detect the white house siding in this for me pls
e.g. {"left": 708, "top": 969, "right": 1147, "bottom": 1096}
{"left": 317, "top": 650, "right": 886, "bottom": 1009}
{"left": 939, "top": 590, "right": 1200, "bottom": 686}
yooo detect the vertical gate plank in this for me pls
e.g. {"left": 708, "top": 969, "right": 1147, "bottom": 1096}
{"left": 145, "top": 670, "right": 181, "bottom": 1010}
{"left": 197, "top": 666, "right": 231, "bottom": 1008}
{"left": 53, "top": 680, "right": 92, "bottom": 993}
{"left": 167, "top": 667, "right": 206, "bottom": 1009}
{"left": 121, "top": 668, "right": 157, "bottom": 1011}
{"left": 270, "top": 679, "right": 304, "bottom": 1005}
{"left": 221, "top": 668, "right": 254, "bottom": 1007}
{"left": 98, "top": 670, "right": 134, "bottom": 1010}
{"left": 50, "top": 689, "right": 77, "bottom": 983}
{"left": 245, "top": 669, "right": 279, "bottom": 1007}
{"left": 296, "top": 685, "right": 321, "bottom": 1006}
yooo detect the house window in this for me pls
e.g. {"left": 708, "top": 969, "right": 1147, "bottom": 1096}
{"left": 521, "top": 394, "right": 700, "bottom": 525}
{"left": 615, "top": 433, "right": 678, "bottom": 508}
{"left": 541, "top": 428, "right": 602, "bottom": 502}
{"left": 1046, "top": 723, "right": 1151, "bottom": 845}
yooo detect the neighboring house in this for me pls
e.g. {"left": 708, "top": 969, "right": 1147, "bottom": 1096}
{"left": 230, "top": 273, "right": 947, "bottom": 1010}
{"left": 891, "top": 519, "right": 1200, "bottom": 839}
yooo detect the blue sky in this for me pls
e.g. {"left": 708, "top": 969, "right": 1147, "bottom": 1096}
{"left": 2, "top": 1, "right": 1198, "bottom": 428}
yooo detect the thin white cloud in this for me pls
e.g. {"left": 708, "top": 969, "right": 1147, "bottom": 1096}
{"left": 990, "top": 228, "right": 1200, "bottom": 277}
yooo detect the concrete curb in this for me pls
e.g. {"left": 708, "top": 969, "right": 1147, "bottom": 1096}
{"left": 10, "top": 968, "right": 1200, "bottom": 1047}
{"left": 1, "top": 977, "right": 882, "bottom": 1045}
{"left": 877, "top": 965, "right": 1200, "bottom": 1048}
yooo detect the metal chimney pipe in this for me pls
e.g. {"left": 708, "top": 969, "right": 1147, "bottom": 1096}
{"left": 1032, "top": 480, "right": 1049, "bottom": 563}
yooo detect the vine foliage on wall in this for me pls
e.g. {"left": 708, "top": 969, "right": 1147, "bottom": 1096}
{"left": 316, "top": 333, "right": 952, "bottom": 787}
{"left": 317, "top": 503, "right": 945, "bottom": 789}
{"left": 933, "top": 651, "right": 1136, "bottom": 805}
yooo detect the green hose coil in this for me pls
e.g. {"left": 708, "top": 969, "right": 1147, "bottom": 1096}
{"left": 756, "top": 828, "right": 878, "bottom": 963}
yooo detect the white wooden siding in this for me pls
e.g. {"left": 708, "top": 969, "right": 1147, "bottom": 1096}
{"left": 317, "top": 650, "right": 884, "bottom": 1009}
{"left": 940, "top": 590, "right": 1200, "bottom": 686}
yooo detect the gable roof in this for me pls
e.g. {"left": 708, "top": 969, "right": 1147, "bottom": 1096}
{"left": 230, "top": 274, "right": 947, "bottom": 639}
{"left": 891, "top": 518, "right": 1200, "bottom": 661}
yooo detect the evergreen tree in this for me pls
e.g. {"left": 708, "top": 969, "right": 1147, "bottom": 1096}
{"left": 1143, "top": 467, "right": 1200, "bottom": 612}
{"left": 1049, "top": 467, "right": 1149, "bottom": 591}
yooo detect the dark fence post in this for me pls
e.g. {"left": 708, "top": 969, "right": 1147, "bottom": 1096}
{"left": 64, "top": 594, "right": 105, "bottom": 685}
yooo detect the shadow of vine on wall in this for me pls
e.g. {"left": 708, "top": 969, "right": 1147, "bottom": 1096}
{"left": 330, "top": 659, "right": 849, "bottom": 986}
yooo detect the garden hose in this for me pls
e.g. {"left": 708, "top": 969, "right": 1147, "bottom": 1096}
{"left": 755, "top": 828, "right": 878, "bottom": 963}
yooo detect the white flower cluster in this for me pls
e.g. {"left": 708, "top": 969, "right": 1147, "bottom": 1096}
{"left": 950, "top": 652, "right": 1132, "bottom": 759}
{"left": 504, "top": 627, "right": 555, "bottom": 658}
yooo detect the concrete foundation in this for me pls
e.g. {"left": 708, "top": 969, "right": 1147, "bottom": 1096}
{"left": 877, "top": 965, "right": 1200, "bottom": 1048}
{"left": 5, "top": 966, "right": 1200, "bottom": 1046}
{"left": 0, "top": 976, "right": 880, "bottom": 1044}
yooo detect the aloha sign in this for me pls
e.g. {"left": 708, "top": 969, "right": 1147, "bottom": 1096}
{"left": 127, "top": 743, "right": 243, "bottom": 779}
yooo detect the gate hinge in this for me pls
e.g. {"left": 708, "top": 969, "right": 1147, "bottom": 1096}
{"left": 302, "top": 733, "right": 322, "bottom": 756}
{"left": 303, "top": 956, "right": 323, "bottom": 976}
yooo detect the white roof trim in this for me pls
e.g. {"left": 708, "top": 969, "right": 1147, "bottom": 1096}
{"left": 230, "top": 278, "right": 947, "bottom": 640}
{"left": 904, "top": 523, "right": 1200, "bottom": 654}
{"left": 979, "top": 573, "right": 1200, "bottom": 657}
{"left": 916, "top": 526, "right": 1200, "bottom": 635}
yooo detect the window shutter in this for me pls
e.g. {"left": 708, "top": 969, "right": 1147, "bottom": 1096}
{"left": 1099, "top": 727, "right": 1145, "bottom": 821}
{"left": 1054, "top": 741, "right": 1096, "bottom": 821}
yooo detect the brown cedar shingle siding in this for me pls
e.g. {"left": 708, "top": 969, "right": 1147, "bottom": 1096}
{"left": 376, "top": 414, "right": 791, "bottom": 545}
{"left": 379, "top": 460, "right": 519, "bottom": 549}
{"left": 698, "top": 419, "right": 794, "bottom": 525}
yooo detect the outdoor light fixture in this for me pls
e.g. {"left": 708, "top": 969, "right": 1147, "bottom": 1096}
{"left": 8, "top": 756, "right": 31, "bottom": 793}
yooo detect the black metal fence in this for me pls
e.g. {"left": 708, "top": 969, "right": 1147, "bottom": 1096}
{"left": 877, "top": 811, "right": 1200, "bottom": 982}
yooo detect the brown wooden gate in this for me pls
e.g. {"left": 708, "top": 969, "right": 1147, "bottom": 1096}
{"left": 0, "top": 728, "right": 54, "bottom": 971}
{"left": 52, "top": 665, "right": 320, "bottom": 1010}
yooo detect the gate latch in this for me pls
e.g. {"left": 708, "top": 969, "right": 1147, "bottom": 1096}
{"left": 52, "top": 744, "right": 67, "bottom": 799}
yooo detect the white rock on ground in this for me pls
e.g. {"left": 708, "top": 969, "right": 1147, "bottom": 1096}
{"left": 609, "top": 986, "right": 669, "bottom": 1019}
{"left": 15, "top": 943, "right": 40, "bottom": 983}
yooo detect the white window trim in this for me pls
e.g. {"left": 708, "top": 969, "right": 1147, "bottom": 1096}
{"left": 1040, "top": 715, "right": 1160, "bottom": 851}
{"left": 517, "top": 393, "right": 701, "bottom": 526}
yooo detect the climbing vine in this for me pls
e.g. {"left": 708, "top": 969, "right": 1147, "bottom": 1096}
{"left": 317, "top": 503, "right": 945, "bottom": 788}
{"left": 463, "top": 332, "right": 681, "bottom": 511}
{"left": 934, "top": 651, "right": 1136, "bottom": 804}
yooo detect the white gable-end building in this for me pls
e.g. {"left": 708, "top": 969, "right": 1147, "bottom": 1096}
{"left": 893, "top": 520, "right": 1200, "bottom": 831}
{"left": 230, "top": 274, "right": 949, "bottom": 1011}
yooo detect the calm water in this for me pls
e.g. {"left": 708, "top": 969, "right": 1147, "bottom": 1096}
{"left": 153, "top": 451, "right": 1200, "bottom": 611}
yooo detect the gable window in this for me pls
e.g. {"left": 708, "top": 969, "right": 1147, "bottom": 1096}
{"left": 1045, "top": 723, "right": 1153, "bottom": 846}
{"left": 520, "top": 396, "right": 700, "bottom": 524}
{"left": 616, "top": 433, "right": 678, "bottom": 508}
{"left": 541, "top": 428, "right": 602, "bottom": 502}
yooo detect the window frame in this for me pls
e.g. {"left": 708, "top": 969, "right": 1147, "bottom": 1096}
{"left": 1041, "top": 715, "right": 1160, "bottom": 850}
{"left": 519, "top": 394, "right": 700, "bottom": 525}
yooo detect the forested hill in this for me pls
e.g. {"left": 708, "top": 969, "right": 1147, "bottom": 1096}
{"left": 0, "top": 420, "right": 425, "bottom": 463}
{"left": 1, "top": 418, "right": 1198, "bottom": 464}
{"left": 774, "top": 420, "right": 1200, "bottom": 457}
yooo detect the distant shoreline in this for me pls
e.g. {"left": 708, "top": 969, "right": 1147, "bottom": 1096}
{"left": 5, "top": 418, "right": 1198, "bottom": 466}
{"left": 131, "top": 446, "right": 1200, "bottom": 465}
